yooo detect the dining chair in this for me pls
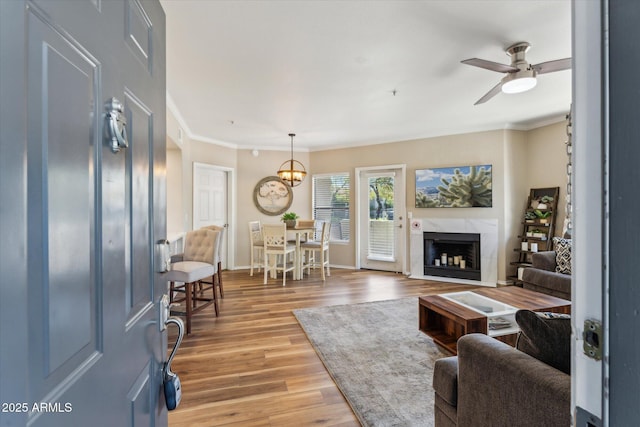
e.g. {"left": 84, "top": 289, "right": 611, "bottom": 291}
{"left": 295, "top": 219, "right": 316, "bottom": 242}
{"left": 263, "top": 223, "right": 297, "bottom": 286}
{"left": 166, "top": 229, "right": 220, "bottom": 334}
{"left": 249, "top": 220, "right": 264, "bottom": 276}
{"left": 301, "top": 221, "right": 331, "bottom": 280}
{"left": 200, "top": 224, "right": 225, "bottom": 298}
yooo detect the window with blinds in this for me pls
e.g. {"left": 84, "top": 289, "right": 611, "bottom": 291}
{"left": 367, "top": 174, "right": 395, "bottom": 260}
{"left": 312, "top": 173, "right": 350, "bottom": 242}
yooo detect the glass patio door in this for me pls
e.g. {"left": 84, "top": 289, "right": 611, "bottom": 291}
{"left": 358, "top": 168, "right": 405, "bottom": 272}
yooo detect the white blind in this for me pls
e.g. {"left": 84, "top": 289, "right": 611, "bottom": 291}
{"left": 312, "top": 173, "right": 350, "bottom": 242}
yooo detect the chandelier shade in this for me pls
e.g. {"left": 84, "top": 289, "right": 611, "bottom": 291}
{"left": 277, "top": 133, "right": 306, "bottom": 187}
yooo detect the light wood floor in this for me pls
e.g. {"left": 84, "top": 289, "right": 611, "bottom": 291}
{"left": 168, "top": 268, "right": 477, "bottom": 427}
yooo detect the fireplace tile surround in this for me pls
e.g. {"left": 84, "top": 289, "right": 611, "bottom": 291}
{"left": 410, "top": 218, "right": 498, "bottom": 286}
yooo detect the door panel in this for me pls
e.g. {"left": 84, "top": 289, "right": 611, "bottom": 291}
{"left": 358, "top": 168, "right": 405, "bottom": 273}
{"left": 193, "top": 163, "right": 229, "bottom": 267}
{"left": 0, "top": 1, "right": 167, "bottom": 426}
{"left": 193, "top": 164, "right": 227, "bottom": 228}
{"left": 26, "top": 0, "right": 101, "bottom": 402}
{"left": 125, "top": 0, "right": 153, "bottom": 71}
{"left": 125, "top": 90, "right": 154, "bottom": 318}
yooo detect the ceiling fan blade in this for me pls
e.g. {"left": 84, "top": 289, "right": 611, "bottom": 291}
{"left": 461, "top": 58, "right": 519, "bottom": 74}
{"left": 474, "top": 81, "right": 504, "bottom": 105}
{"left": 532, "top": 58, "right": 572, "bottom": 74}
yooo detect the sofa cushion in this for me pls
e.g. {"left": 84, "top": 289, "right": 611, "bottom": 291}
{"left": 530, "top": 251, "right": 557, "bottom": 272}
{"left": 515, "top": 310, "right": 571, "bottom": 374}
{"left": 553, "top": 237, "right": 572, "bottom": 274}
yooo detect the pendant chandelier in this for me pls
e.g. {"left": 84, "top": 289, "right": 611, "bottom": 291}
{"left": 277, "top": 133, "right": 306, "bottom": 187}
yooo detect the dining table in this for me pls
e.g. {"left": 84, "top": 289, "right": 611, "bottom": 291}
{"left": 286, "top": 225, "right": 315, "bottom": 280}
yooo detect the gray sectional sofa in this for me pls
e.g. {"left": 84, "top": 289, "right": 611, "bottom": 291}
{"left": 522, "top": 251, "right": 571, "bottom": 300}
{"left": 433, "top": 333, "right": 570, "bottom": 427}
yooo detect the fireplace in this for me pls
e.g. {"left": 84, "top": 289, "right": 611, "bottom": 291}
{"left": 424, "top": 232, "right": 481, "bottom": 281}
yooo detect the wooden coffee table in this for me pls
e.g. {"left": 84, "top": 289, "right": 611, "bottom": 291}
{"left": 418, "top": 286, "right": 570, "bottom": 354}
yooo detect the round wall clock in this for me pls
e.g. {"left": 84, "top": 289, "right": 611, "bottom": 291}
{"left": 253, "top": 176, "right": 293, "bottom": 216}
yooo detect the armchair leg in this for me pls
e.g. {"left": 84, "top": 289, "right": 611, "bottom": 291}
{"left": 185, "top": 282, "right": 192, "bottom": 334}
{"left": 211, "top": 275, "right": 219, "bottom": 316}
{"left": 217, "top": 261, "right": 224, "bottom": 298}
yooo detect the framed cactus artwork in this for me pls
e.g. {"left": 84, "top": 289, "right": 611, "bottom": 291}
{"left": 415, "top": 164, "right": 492, "bottom": 208}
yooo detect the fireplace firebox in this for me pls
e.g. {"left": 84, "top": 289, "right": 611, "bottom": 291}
{"left": 423, "top": 232, "right": 481, "bottom": 281}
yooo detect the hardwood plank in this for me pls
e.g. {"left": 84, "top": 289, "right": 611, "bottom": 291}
{"left": 168, "top": 268, "right": 477, "bottom": 426}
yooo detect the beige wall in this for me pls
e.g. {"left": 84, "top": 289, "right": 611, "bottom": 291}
{"left": 311, "top": 130, "right": 516, "bottom": 279}
{"left": 166, "top": 108, "right": 569, "bottom": 282}
{"left": 166, "top": 147, "right": 183, "bottom": 235}
{"left": 235, "top": 148, "right": 311, "bottom": 267}
{"left": 166, "top": 111, "right": 191, "bottom": 233}
{"left": 503, "top": 130, "right": 529, "bottom": 279}
{"left": 524, "top": 121, "right": 569, "bottom": 236}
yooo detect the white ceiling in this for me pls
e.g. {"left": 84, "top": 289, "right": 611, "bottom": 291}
{"left": 161, "top": 0, "right": 571, "bottom": 151}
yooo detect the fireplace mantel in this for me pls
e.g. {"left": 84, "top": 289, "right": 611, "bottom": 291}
{"left": 409, "top": 218, "right": 498, "bottom": 286}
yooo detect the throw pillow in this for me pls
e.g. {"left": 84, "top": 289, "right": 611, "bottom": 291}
{"left": 515, "top": 310, "right": 571, "bottom": 374}
{"left": 553, "top": 237, "right": 572, "bottom": 274}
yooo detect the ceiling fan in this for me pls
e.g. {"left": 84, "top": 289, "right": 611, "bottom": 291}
{"left": 461, "top": 42, "right": 571, "bottom": 105}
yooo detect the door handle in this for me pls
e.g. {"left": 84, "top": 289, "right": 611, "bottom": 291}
{"left": 164, "top": 317, "right": 184, "bottom": 373}
{"left": 163, "top": 317, "right": 184, "bottom": 410}
{"left": 105, "top": 97, "right": 128, "bottom": 153}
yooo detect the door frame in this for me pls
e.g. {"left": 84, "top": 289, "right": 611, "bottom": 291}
{"left": 354, "top": 164, "right": 407, "bottom": 273}
{"left": 192, "top": 162, "right": 236, "bottom": 270}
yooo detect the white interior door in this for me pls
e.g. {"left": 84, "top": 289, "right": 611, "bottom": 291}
{"left": 193, "top": 163, "right": 228, "bottom": 268}
{"left": 357, "top": 166, "right": 406, "bottom": 272}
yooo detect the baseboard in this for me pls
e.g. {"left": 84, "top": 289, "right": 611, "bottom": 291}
{"left": 230, "top": 264, "right": 354, "bottom": 271}
{"left": 328, "top": 264, "right": 356, "bottom": 270}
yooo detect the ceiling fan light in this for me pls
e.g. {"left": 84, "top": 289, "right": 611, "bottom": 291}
{"left": 502, "top": 76, "right": 537, "bottom": 94}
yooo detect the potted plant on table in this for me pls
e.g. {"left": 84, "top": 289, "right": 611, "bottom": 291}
{"left": 281, "top": 212, "right": 299, "bottom": 228}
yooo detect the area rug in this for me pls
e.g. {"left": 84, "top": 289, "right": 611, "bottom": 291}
{"left": 293, "top": 297, "right": 451, "bottom": 427}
